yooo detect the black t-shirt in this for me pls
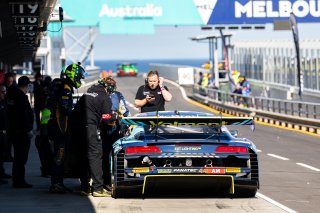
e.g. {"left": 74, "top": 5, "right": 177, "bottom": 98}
{"left": 6, "top": 87, "right": 34, "bottom": 133}
{"left": 71, "top": 84, "right": 112, "bottom": 126}
{"left": 135, "top": 85, "right": 169, "bottom": 113}
{"left": 33, "top": 80, "right": 46, "bottom": 109}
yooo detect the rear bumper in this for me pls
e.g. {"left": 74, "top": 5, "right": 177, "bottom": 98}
{"left": 115, "top": 175, "right": 258, "bottom": 194}
{"left": 234, "top": 179, "right": 259, "bottom": 189}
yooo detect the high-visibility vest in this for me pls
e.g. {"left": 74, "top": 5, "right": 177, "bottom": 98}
{"left": 40, "top": 108, "right": 51, "bottom": 125}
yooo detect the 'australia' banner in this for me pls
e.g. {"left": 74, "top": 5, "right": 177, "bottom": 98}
{"left": 205, "top": 0, "right": 320, "bottom": 25}
{"left": 61, "top": 0, "right": 320, "bottom": 34}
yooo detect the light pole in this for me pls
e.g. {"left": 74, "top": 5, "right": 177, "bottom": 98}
{"left": 191, "top": 35, "right": 220, "bottom": 88}
{"left": 289, "top": 12, "right": 302, "bottom": 101}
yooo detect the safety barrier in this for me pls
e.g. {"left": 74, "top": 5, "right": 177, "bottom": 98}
{"left": 192, "top": 87, "right": 320, "bottom": 134}
{"left": 83, "top": 66, "right": 100, "bottom": 83}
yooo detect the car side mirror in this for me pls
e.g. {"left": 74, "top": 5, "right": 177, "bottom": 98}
{"left": 230, "top": 130, "right": 238, "bottom": 137}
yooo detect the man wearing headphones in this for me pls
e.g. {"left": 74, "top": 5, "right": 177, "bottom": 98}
{"left": 135, "top": 70, "right": 172, "bottom": 112}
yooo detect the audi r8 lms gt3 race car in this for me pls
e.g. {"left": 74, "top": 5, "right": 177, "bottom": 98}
{"left": 116, "top": 63, "right": 138, "bottom": 77}
{"left": 110, "top": 111, "right": 259, "bottom": 198}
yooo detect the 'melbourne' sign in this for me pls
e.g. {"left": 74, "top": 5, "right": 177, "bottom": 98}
{"left": 208, "top": 0, "right": 320, "bottom": 25}
{"left": 61, "top": 0, "right": 320, "bottom": 34}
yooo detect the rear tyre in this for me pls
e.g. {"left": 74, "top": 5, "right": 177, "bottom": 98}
{"left": 110, "top": 150, "right": 128, "bottom": 198}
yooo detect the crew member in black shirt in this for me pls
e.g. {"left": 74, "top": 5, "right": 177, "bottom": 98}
{"left": 6, "top": 76, "right": 34, "bottom": 188}
{"left": 70, "top": 79, "right": 116, "bottom": 197}
{"left": 135, "top": 70, "right": 172, "bottom": 112}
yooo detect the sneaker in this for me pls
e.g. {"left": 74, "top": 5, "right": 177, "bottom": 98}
{"left": 103, "top": 185, "right": 112, "bottom": 192}
{"left": 92, "top": 189, "right": 111, "bottom": 197}
{"left": 80, "top": 187, "right": 92, "bottom": 196}
{"left": 49, "top": 183, "right": 72, "bottom": 193}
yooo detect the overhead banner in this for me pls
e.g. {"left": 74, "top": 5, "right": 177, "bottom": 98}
{"left": 207, "top": 0, "right": 320, "bottom": 25}
{"left": 60, "top": 0, "right": 203, "bottom": 34}
{"left": 60, "top": 0, "right": 320, "bottom": 34}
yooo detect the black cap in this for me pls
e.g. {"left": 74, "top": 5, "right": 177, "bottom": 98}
{"left": 18, "top": 76, "right": 31, "bottom": 86}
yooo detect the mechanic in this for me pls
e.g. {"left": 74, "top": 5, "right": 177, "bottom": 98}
{"left": 35, "top": 76, "right": 53, "bottom": 177}
{"left": 99, "top": 76, "right": 131, "bottom": 191}
{"left": 135, "top": 70, "right": 172, "bottom": 112}
{"left": 70, "top": 77, "right": 117, "bottom": 197}
{"left": 6, "top": 76, "right": 34, "bottom": 188}
{"left": 47, "top": 63, "right": 86, "bottom": 193}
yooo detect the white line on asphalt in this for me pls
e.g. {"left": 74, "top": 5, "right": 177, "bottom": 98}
{"left": 257, "top": 149, "right": 262, "bottom": 152}
{"left": 267, "top": 153, "right": 289, "bottom": 160}
{"left": 164, "top": 79, "right": 189, "bottom": 101}
{"left": 257, "top": 193, "right": 298, "bottom": 213}
{"left": 296, "top": 163, "right": 320, "bottom": 172}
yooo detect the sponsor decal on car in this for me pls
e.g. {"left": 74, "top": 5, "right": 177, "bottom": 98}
{"left": 132, "top": 167, "right": 149, "bottom": 173}
{"left": 157, "top": 169, "right": 172, "bottom": 173}
{"left": 226, "top": 167, "right": 241, "bottom": 173}
{"left": 172, "top": 168, "right": 199, "bottom": 173}
{"left": 200, "top": 168, "right": 226, "bottom": 174}
{"left": 175, "top": 147, "right": 202, "bottom": 151}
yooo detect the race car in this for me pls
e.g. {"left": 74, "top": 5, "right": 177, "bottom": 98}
{"left": 110, "top": 111, "right": 259, "bottom": 198}
{"left": 116, "top": 63, "right": 138, "bottom": 77}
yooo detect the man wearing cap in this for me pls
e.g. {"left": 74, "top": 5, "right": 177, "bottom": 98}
{"left": 6, "top": 76, "right": 34, "bottom": 188}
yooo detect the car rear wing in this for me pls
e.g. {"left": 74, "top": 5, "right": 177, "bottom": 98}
{"left": 121, "top": 116, "right": 254, "bottom": 127}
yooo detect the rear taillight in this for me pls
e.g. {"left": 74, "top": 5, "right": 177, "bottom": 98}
{"left": 215, "top": 146, "right": 248, "bottom": 153}
{"left": 125, "top": 146, "right": 162, "bottom": 154}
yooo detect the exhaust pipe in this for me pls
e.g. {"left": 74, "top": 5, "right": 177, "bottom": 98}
{"left": 164, "top": 159, "right": 172, "bottom": 167}
{"left": 205, "top": 159, "right": 213, "bottom": 167}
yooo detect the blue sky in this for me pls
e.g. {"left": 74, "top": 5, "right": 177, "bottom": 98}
{"left": 60, "top": 0, "right": 320, "bottom": 60}
{"left": 89, "top": 22, "right": 319, "bottom": 60}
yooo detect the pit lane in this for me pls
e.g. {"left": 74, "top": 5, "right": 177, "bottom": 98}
{"left": 2, "top": 75, "right": 318, "bottom": 212}
{"left": 112, "top": 75, "right": 319, "bottom": 213}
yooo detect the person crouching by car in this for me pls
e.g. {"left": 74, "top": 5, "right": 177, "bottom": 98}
{"left": 70, "top": 78, "right": 117, "bottom": 197}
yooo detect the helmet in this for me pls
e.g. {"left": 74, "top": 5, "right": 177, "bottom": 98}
{"left": 98, "top": 76, "right": 116, "bottom": 93}
{"left": 64, "top": 63, "right": 86, "bottom": 88}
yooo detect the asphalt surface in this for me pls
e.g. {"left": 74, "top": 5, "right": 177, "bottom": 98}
{"left": 1, "top": 76, "right": 319, "bottom": 213}
{"left": 116, "top": 76, "right": 320, "bottom": 213}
